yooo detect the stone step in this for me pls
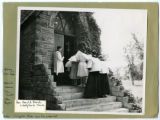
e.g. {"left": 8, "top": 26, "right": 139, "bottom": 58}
{"left": 61, "top": 92, "right": 83, "bottom": 100}
{"left": 56, "top": 86, "right": 83, "bottom": 93}
{"left": 107, "top": 108, "right": 129, "bottom": 113}
{"left": 67, "top": 102, "right": 122, "bottom": 111}
{"left": 63, "top": 96, "right": 116, "bottom": 108}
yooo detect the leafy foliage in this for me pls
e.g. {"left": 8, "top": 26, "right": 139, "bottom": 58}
{"left": 124, "top": 33, "right": 144, "bottom": 82}
{"left": 86, "top": 13, "right": 101, "bottom": 56}
{"left": 131, "top": 103, "right": 142, "bottom": 113}
{"left": 124, "top": 90, "right": 136, "bottom": 103}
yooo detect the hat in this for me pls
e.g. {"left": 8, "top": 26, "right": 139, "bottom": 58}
{"left": 68, "top": 55, "right": 77, "bottom": 62}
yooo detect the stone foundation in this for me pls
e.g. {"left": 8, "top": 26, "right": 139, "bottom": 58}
{"left": 32, "top": 64, "right": 65, "bottom": 110}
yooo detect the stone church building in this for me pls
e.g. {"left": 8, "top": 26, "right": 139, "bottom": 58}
{"left": 18, "top": 10, "right": 136, "bottom": 112}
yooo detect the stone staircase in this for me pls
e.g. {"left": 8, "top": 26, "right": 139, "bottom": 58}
{"left": 55, "top": 85, "right": 129, "bottom": 112}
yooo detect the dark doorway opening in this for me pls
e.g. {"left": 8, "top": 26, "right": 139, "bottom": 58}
{"left": 62, "top": 35, "right": 77, "bottom": 85}
{"left": 54, "top": 34, "right": 77, "bottom": 85}
{"left": 64, "top": 35, "right": 76, "bottom": 64}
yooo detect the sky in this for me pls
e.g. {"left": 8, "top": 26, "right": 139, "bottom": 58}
{"left": 93, "top": 9, "right": 147, "bottom": 70}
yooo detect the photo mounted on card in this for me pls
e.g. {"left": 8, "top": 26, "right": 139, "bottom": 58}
{"left": 3, "top": 2, "right": 158, "bottom": 118}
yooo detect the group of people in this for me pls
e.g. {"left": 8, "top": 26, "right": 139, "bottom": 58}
{"left": 54, "top": 46, "right": 110, "bottom": 98}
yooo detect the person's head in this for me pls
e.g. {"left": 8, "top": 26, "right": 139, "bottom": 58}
{"left": 92, "top": 50, "right": 97, "bottom": 57}
{"left": 101, "top": 54, "right": 108, "bottom": 61}
{"left": 98, "top": 55, "right": 103, "bottom": 61}
{"left": 57, "top": 46, "right": 62, "bottom": 52}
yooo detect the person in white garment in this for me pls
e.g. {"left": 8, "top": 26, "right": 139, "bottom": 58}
{"left": 75, "top": 50, "right": 89, "bottom": 87}
{"left": 54, "top": 46, "right": 64, "bottom": 85}
{"left": 65, "top": 55, "right": 79, "bottom": 86}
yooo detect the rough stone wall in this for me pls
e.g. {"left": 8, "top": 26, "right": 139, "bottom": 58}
{"left": 32, "top": 64, "right": 65, "bottom": 110}
{"left": 19, "top": 14, "right": 36, "bottom": 99}
{"left": 35, "top": 11, "right": 57, "bottom": 69}
{"left": 34, "top": 11, "right": 66, "bottom": 110}
{"left": 19, "top": 11, "right": 65, "bottom": 110}
{"left": 19, "top": 11, "right": 56, "bottom": 98}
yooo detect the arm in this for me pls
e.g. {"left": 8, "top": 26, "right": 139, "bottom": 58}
{"left": 87, "top": 59, "right": 93, "bottom": 69}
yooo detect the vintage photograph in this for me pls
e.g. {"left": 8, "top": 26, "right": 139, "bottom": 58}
{"left": 17, "top": 7, "right": 147, "bottom": 114}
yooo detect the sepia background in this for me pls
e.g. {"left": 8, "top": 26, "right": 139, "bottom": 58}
{"left": 3, "top": 2, "right": 158, "bottom": 118}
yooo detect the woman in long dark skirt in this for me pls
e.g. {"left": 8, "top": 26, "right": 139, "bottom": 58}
{"left": 83, "top": 55, "right": 102, "bottom": 98}
{"left": 84, "top": 72, "right": 100, "bottom": 98}
{"left": 99, "top": 72, "right": 110, "bottom": 95}
{"left": 99, "top": 56, "right": 110, "bottom": 96}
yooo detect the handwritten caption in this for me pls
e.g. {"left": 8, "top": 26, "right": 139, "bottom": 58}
{"left": 4, "top": 68, "right": 15, "bottom": 75}
{"left": 4, "top": 67, "right": 15, "bottom": 106}
{"left": 15, "top": 100, "right": 46, "bottom": 113}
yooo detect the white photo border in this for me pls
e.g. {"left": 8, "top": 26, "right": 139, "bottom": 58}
{"left": 16, "top": 6, "right": 147, "bottom": 115}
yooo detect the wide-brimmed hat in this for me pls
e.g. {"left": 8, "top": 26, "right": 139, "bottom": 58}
{"left": 68, "top": 55, "right": 77, "bottom": 62}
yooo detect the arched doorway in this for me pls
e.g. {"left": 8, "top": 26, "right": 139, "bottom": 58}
{"left": 53, "top": 12, "right": 77, "bottom": 85}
